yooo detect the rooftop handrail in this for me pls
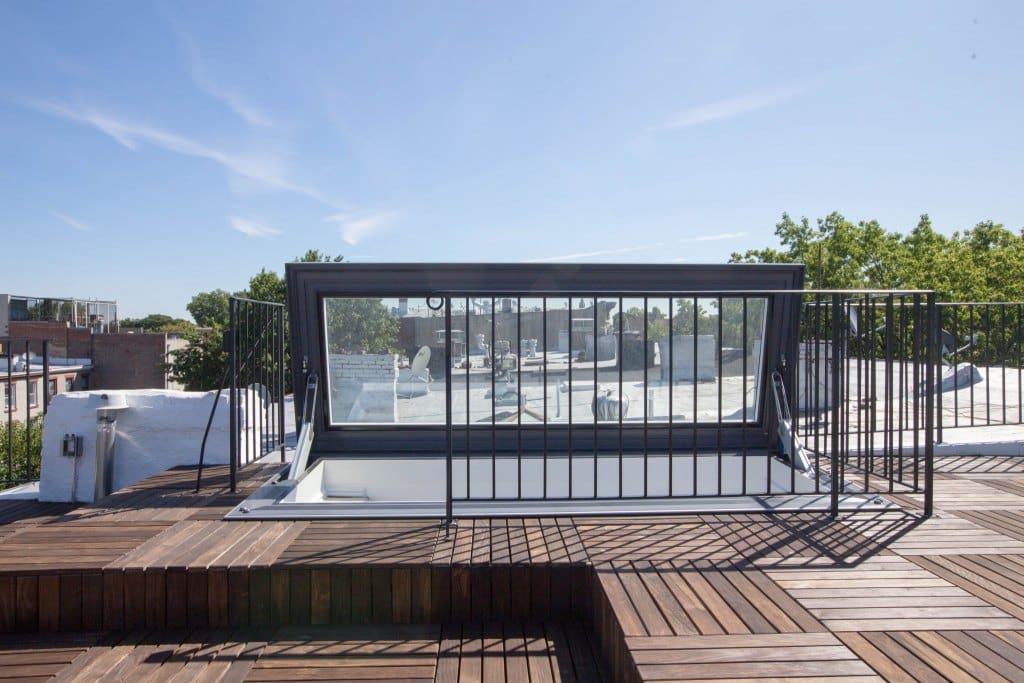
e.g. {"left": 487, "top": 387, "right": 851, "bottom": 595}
{"left": 196, "top": 296, "right": 286, "bottom": 492}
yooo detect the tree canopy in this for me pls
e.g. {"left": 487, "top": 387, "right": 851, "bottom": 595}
{"left": 168, "top": 249, "right": 399, "bottom": 391}
{"left": 731, "top": 212, "right": 1024, "bottom": 301}
{"left": 119, "top": 313, "right": 194, "bottom": 333}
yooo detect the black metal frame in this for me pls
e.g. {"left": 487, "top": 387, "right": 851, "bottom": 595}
{"left": 1, "top": 338, "right": 53, "bottom": 487}
{"left": 276, "top": 264, "right": 938, "bottom": 522}
{"left": 286, "top": 263, "right": 805, "bottom": 455}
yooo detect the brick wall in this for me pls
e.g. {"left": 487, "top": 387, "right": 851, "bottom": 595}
{"left": 5, "top": 322, "right": 177, "bottom": 390}
{"left": 89, "top": 334, "right": 172, "bottom": 390}
{"left": 7, "top": 321, "right": 70, "bottom": 356}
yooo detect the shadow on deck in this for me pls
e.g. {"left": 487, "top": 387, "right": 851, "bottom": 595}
{"left": 1, "top": 456, "right": 1024, "bottom": 681}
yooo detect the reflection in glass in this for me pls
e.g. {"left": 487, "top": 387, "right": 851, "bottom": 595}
{"left": 323, "top": 294, "right": 767, "bottom": 427}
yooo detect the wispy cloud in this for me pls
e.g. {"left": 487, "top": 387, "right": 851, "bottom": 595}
{"left": 679, "top": 231, "right": 749, "bottom": 243}
{"left": 22, "top": 98, "right": 323, "bottom": 201}
{"left": 176, "top": 29, "right": 275, "bottom": 127}
{"left": 325, "top": 211, "right": 398, "bottom": 245}
{"left": 527, "top": 244, "right": 662, "bottom": 263}
{"left": 227, "top": 216, "right": 281, "bottom": 238}
{"left": 652, "top": 82, "right": 806, "bottom": 132}
{"left": 53, "top": 212, "right": 93, "bottom": 232}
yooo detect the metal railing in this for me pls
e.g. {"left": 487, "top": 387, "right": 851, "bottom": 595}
{"left": 399, "top": 289, "right": 940, "bottom": 527}
{"left": 935, "top": 302, "right": 1024, "bottom": 437}
{"left": 196, "top": 297, "right": 287, "bottom": 492}
{"left": 1, "top": 339, "right": 52, "bottom": 487}
{"left": 796, "top": 293, "right": 937, "bottom": 517}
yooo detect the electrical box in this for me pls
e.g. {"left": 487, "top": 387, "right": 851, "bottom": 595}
{"left": 61, "top": 433, "right": 82, "bottom": 458}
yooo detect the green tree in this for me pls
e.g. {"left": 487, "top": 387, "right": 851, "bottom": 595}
{"left": 246, "top": 269, "right": 287, "bottom": 306}
{"left": 0, "top": 416, "right": 43, "bottom": 487}
{"left": 169, "top": 250, "right": 394, "bottom": 393}
{"left": 324, "top": 298, "right": 399, "bottom": 354}
{"left": 167, "top": 328, "right": 227, "bottom": 391}
{"left": 120, "top": 313, "right": 195, "bottom": 333}
{"left": 187, "top": 289, "right": 231, "bottom": 328}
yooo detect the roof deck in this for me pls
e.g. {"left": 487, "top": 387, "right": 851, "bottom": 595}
{"left": 0, "top": 453, "right": 1023, "bottom": 681}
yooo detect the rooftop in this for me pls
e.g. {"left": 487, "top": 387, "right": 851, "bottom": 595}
{"left": 0, "top": 454, "right": 1022, "bottom": 680}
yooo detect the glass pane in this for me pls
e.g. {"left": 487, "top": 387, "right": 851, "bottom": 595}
{"left": 324, "top": 296, "right": 449, "bottom": 425}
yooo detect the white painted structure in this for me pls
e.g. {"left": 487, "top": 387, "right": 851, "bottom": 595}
{"left": 37, "top": 389, "right": 265, "bottom": 503}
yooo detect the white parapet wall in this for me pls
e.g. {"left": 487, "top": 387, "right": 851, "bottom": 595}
{"left": 38, "top": 389, "right": 265, "bottom": 503}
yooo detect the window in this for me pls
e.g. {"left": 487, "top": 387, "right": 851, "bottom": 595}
{"left": 65, "top": 377, "right": 74, "bottom": 392}
{"left": 321, "top": 294, "right": 769, "bottom": 427}
{"left": 48, "top": 379, "right": 58, "bottom": 399}
{"left": 2, "top": 384, "right": 14, "bottom": 411}
{"left": 28, "top": 380, "right": 38, "bottom": 408}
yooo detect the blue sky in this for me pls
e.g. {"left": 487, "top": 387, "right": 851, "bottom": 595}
{"left": 2, "top": 1, "right": 1022, "bottom": 319}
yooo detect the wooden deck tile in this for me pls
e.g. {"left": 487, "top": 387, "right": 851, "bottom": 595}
{"left": 901, "top": 477, "right": 1024, "bottom": 510}
{"left": 0, "top": 520, "right": 173, "bottom": 572}
{"left": 0, "top": 500, "right": 79, "bottom": 544}
{"left": 0, "top": 632, "right": 99, "bottom": 681}
{"left": 279, "top": 521, "right": 438, "bottom": 566}
{"left": 933, "top": 454, "right": 1024, "bottom": 474}
{"left": 841, "top": 512, "right": 1024, "bottom": 555}
{"left": 840, "top": 630, "right": 1024, "bottom": 683}
{"left": 629, "top": 632, "right": 880, "bottom": 682}
{"left": 766, "top": 555, "right": 1024, "bottom": 632}
{"left": 953, "top": 507, "right": 1024, "bottom": 542}
{"left": 910, "top": 553, "right": 1024, "bottom": 621}
{"left": 575, "top": 519, "right": 731, "bottom": 563}
{"left": 703, "top": 512, "right": 890, "bottom": 566}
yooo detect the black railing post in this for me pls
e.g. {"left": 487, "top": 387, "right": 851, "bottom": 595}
{"left": 444, "top": 296, "right": 454, "bottom": 534}
{"left": 229, "top": 298, "right": 238, "bottom": 493}
{"left": 830, "top": 294, "right": 843, "bottom": 520}
{"left": 42, "top": 340, "right": 50, "bottom": 415}
{"left": 278, "top": 307, "right": 287, "bottom": 462}
{"left": 924, "top": 292, "right": 936, "bottom": 517}
{"left": 936, "top": 302, "right": 943, "bottom": 444}
{"left": 23, "top": 340, "right": 31, "bottom": 481}
{"left": 5, "top": 340, "right": 12, "bottom": 484}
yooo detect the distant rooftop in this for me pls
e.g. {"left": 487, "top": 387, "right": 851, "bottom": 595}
{"left": 1, "top": 292, "right": 118, "bottom": 335}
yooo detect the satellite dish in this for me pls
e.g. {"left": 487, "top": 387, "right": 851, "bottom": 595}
{"left": 410, "top": 346, "right": 431, "bottom": 374}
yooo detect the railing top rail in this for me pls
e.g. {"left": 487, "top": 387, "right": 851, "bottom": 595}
{"left": 936, "top": 301, "right": 1024, "bottom": 307}
{"left": 229, "top": 295, "right": 285, "bottom": 307}
{"left": 412, "top": 288, "right": 935, "bottom": 298}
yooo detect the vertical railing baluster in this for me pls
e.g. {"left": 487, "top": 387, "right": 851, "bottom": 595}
{"left": 568, "top": 298, "right": 573, "bottom": 499}
{"left": 924, "top": 293, "right": 936, "bottom": 516}
{"left": 593, "top": 295, "right": 599, "bottom": 499}
{"left": 643, "top": 297, "right": 648, "bottom": 498}
{"left": 491, "top": 297, "right": 496, "bottom": 500}
{"left": 278, "top": 307, "right": 286, "bottom": 462}
{"left": 617, "top": 296, "right": 623, "bottom": 499}
{"left": 229, "top": 298, "right": 238, "bottom": 492}
{"left": 445, "top": 296, "right": 453, "bottom": 532}
{"left": 692, "top": 297, "right": 698, "bottom": 497}
{"left": 717, "top": 296, "right": 723, "bottom": 497}
{"left": 668, "top": 296, "right": 674, "bottom": 497}
{"left": 542, "top": 297, "right": 548, "bottom": 500}
{"left": 741, "top": 297, "right": 748, "bottom": 496}
{"left": 516, "top": 296, "right": 522, "bottom": 501}
{"left": 885, "top": 295, "right": 895, "bottom": 492}
{"left": 830, "top": 294, "right": 843, "bottom": 519}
